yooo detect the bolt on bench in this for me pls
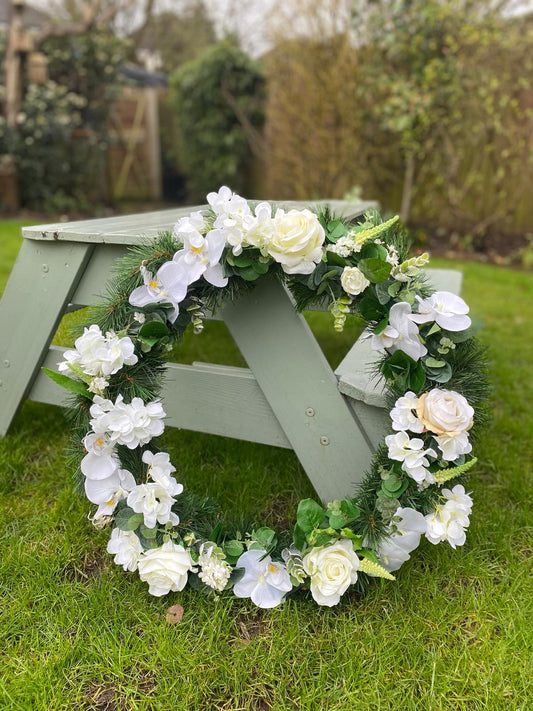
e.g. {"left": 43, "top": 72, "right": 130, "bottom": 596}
{"left": 0, "top": 201, "right": 462, "bottom": 503}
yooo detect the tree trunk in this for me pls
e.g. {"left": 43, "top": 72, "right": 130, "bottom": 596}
{"left": 5, "top": 0, "right": 27, "bottom": 128}
{"left": 400, "top": 153, "right": 415, "bottom": 224}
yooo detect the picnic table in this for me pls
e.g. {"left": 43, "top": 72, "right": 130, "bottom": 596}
{"left": 0, "top": 201, "right": 462, "bottom": 502}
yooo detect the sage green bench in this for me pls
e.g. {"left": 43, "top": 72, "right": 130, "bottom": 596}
{"left": 0, "top": 202, "right": 462, "bottom": 503}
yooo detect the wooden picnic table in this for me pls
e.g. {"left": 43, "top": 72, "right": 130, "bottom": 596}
{"left": 0, "top": 200, "right": 461, "bottom": 502}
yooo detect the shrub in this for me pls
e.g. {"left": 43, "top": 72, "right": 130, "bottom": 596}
{"left": 169, "top": 40, "right": 265, "bottom": 200}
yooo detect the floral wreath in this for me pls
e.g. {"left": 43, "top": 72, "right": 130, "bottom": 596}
{"left": 47, "top": 187, "right": 488, "bottom": 608}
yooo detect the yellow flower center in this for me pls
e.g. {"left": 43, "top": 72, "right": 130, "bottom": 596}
{"left": 191, "top": 244, "right": 204, "bottom": 254}
{"left": 96, "top": 438, "right": 104, "bottom": 446}
{"left": 106, "top": 498, "right": 114, "bottom": 506}
{"left": 269, "top": 564, "right": 276, "bottom": 574}
{"left": 149, "top": 280, "right": 158, "bottom": 289}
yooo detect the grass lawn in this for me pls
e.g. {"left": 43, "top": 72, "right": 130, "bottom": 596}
{"left": 0, "top": 220, "right": 532, "bottom": 710}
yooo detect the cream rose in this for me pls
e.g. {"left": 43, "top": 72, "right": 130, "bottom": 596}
{"left": 340, "top": 266, "right": 370, "bottom": 296}
{"left": 267, "top": 208, "right": 325, "bottom": 274}
{"left": 416, "top": 388, "right": 474, "bottom": 436}
{"left": 303, "top": 538, "right": 360, "bottom": 607}
{"left": 137, "top": 541, "right": 195, "bottom": 596}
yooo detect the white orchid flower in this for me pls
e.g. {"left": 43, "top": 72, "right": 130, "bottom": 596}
{"left": 84, "top": 467, "right": 136, "bottom": 513}
{"left": 377, "top": 507, "right": 427, "bottom": 572}
{"left": 129, "top": 261, "right": 189, "bottom": 323}
{"left": 233, "top": 549, "right": 292, "bottom": 608}
{"left": 371, "top": 302, "right": 428, "bottom": 361}
{"left": 172, "top": 228, "right": 228, "bottom": 288}
{"left": 410, "top": 291, "right": 471, "bottom": 332}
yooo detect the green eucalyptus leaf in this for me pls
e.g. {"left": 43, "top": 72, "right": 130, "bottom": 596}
{"left": 375, "top": 281, "right": 393, "bottom": 305}
{"left": 424, "top": 357, "right": 447, "bottom": 368}
{"left": 223, "top": 540, "right": 244, "bottom": 559}
{"left": 139, "top": 524, "right": 158, "bottom": 539}
{"left": 115, "top": 508, "right": 144, "bottom": 531}
{"left": 425, "top": 362, "right": 453, "bottom": 383}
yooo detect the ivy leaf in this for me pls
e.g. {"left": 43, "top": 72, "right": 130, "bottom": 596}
{"left": 296, "top": 499, "right": 326, "bottom": 534}
{"left": 357, "top": 258, "right": 392, "bottom": 283}
{"left": 42, "top": 367, "right": 92, "bottom": 399}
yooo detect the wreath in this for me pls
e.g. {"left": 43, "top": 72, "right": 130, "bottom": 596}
{"left": 46, "top": 187, "right": 488, "bottom": 608}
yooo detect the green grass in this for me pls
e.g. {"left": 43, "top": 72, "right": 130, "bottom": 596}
{"left": 1, "top": 221, "right": 532, "bottom": 710}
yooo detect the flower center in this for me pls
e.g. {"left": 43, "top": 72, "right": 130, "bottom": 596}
{"left": 191, "top": 245, "right": 204, "bottom": 254}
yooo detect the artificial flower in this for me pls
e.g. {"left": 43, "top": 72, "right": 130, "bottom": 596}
{"left": 137, "top": 540, "right": 196, "bottom": 596}
{"left": 172, "top": 228, "right": 228, "bottom": 288}
{"left": 340, "top": 266, "right": 370, "bottom": 296}
{"left": 370, "top": 301, "right": 428, "bottom": 361}
{"left": 107, "top": 528, "right": 143, "bottom": 572}
{"left": 302, "top": 539, "right": 359, "bottom": 607}
{"left": 197, "top": 543, "right": 232, "bottom": 592}
{"left": 233, "top": 549, "right": 292, "bottom": 608}
{"left": 84, "top": 467, "right": 136, "bottom": 514}
{"left": 390, "top": 391, "right": 424, "bottom": 433}
{"left": 127, "top": 481, "right": 182, "bottom": 529}
{"left": 267, "top": 208, "right": 325, "bottom": 274}
{"left": 142, "top": 450, "right": 177, "bottom": 488}
{"left": 416, "top": 389, "right": 474, "bottom": 436}
{"left": 425, "top": 500, "right": 471, "bottom": 549}
{"left": 377, "top": 507, "right": 427, "bottom": 572}
{"left": 435, "top": 431, "right": 472, "bottom": 461}
{"left": 410, "top": 291, "right": 471, "bottom": 332}
{"left": 58, "top": 324, "right": 138, "bottom": 378}
{"left": 385, "top": 431, "right": 437, "bottom": 485}
{"left": 129, "top": 261, "right": 189, "bottom": 323}
{"left": 89, "top": 395, "right": 165, "bottom": 449}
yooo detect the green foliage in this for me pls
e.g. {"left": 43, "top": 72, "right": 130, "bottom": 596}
{"left": 169, "top": 40, "right": 265, "bottom": 199}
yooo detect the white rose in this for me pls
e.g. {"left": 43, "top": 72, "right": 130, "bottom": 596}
{"left": 137, "top": 540, "right": 196, "bottom": 596}
{"left": 340, "top": 266, "right": 370, "bottom": 296}
{"left": 302, "top": 538, "right": 359, "bottom": 606}
{"left": 268, "top": 208, "right": 325, "bottom": 274}
{"left": 416, "top": 389, "right": 474, "bottom": 436}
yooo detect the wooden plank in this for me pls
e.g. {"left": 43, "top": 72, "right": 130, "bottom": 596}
{"left": 222, "top": 277, "right": 374, "bottom": 503}
{"left": 21, "top": 200, "right": 376, "bottom": 245}
{"left": 0, "top": 240, "right": 93, "bottom": 435}
{"left": 31, "top": 347, "right": 291, "bottom": 449}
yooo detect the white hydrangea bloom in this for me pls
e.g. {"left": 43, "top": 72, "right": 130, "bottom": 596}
{"left": 377, "top": 507, "right": 427, "bottom": 572}
{"left": 245, "top": 201, "right": 275, "bottom": 254}
{"left": 233, "top": 549, "right": 292, "bottom": 608}
{"left": 88, "top": 377, "right": 109, "bottom": 395}
{"left": 142, "top": 450, "right": 177, "bottom": 489}
{"left": 435, "top": 431, "right": 472, "bottom": 461}
{"left": 107, "top": 528, "right": 143, "bottom": 572}
{"left": 390, "top": 391, "right": 424, "bottom": 433}
{"left": 371, "top": 302, "right": 428, "bottom": 361}
{"left": 442, "top": 484, "right": 473, "bottom": 515}
{"left": 197, "top": 543, "right": 232, "bottom": 592}
{"left": 89, "top": 395, "right": 165, "bottom": 449}
{"left": 58, "top": 324, "right": 138, "bottom": 378}
{"left": 385, "top": 431, "right": 437, "bottom": 486}
{"left": 410, "top": 291, "right": 471, "bottom": 332}
{"left": 425, "top": 499, "right": 471, "bottom": 549}
{"left": 207, "top": 187, "right": 255, "bottom": 256}
{"left": 127, "top": 482, "right": 182, "bottom": 529}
